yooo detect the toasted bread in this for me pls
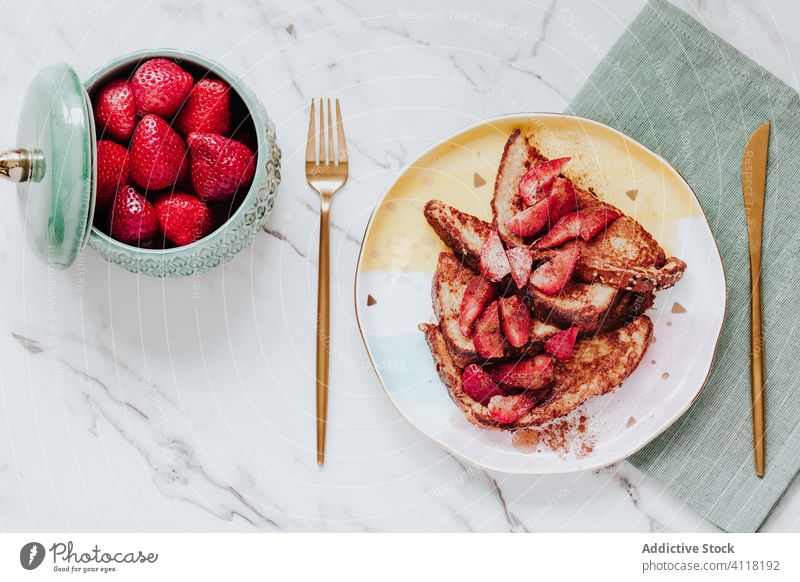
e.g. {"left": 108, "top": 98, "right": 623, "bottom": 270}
{"left": 433, "top": 252, "right": 560, "bottom": 367}
{"left": 425, "top": 203, "right": 646, "bottom": 334}
{"left": 424, "top": 200, "right": 489, "bottom": 273}
{"left": 490, "top": 130, "right": 685, "bottom": 292}
{"left": 527, "top": 280, "right": 654, "bottom": 335}
{"left": 491, "top": 129, "right": 537, "bottom": 247}
{"left": 420, "top": 315, "right": 653, "bottom": 430}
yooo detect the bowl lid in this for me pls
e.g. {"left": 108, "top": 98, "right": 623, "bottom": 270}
{"left": 7, "top": 63, "right": 95, "bottom": 269}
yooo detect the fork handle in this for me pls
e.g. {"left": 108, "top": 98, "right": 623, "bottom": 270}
{"left": 316, "top": 203, "right": 331, "bottom": 466}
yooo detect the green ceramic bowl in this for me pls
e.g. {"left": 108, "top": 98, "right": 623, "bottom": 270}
{"left": 84, "top": 49, "right": 281, "bottom": 277}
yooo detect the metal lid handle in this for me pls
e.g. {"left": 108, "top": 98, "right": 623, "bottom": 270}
{"left": 0, "top": 148, "right": 44, "bottom": 183}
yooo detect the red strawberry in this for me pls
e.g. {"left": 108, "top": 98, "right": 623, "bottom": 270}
{"left": 93, "top": 78, "right": 136, "bottom": 142}
{"left": 473, "top": 300, "right": 506, "bottom": 359}
{"left": 461, "top": 364, "right": 504, "bottom": 405}
{"left": 130, "top": 58, "right": 193, "bottom": 117}
{"left": 488, "top": 392, "right": 540, "bottom": 424}
{"left": 154, "top": 193, "right": 214, "bottom": 246}
{"left": 535, "top": 207, "right": 621, "bottom": 249}
{"left": 578, "top": 207, "right": 620, "bottom": 240}
{"left": 545, "top": 326, "right": 580, "bottom": 360}
{"left": 519, "top": 157, "right": 570, "bottom": 206}
{"left": 507, "top": 177, "right": 578, "bottom": 238}
{"left": 498, "top": 295, "right": 531, "bottom": 348}
{"left": 487, "top": 354, "right": 554, "bottom": 390}
{"left": 187, "top": 133, "right": 256, "bottom": 201}
{"left": 530, "top": 242, "right": 581, "bottom": 295}
{"left": 108, "top": 185, "right": 158, "bottom": 244}
{"left": 480, "top": 229, "right": 511, "bottom": 282}
{"left": 130, "top": 114, "right": 188, "bottom": 190}
{"left": 458, "top": 275, "right": 498, "bottom": 337}
{"left": 505, "top": 246, "right": 533, "bottom": 289}
{"left": 175, "top": 78, "right": 232, "bottom": 137}
{"left": 96, "top": 140, "right": 130, "bottom": 209}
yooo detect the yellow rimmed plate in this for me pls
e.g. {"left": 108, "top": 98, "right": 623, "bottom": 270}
{"left": 355, "top": 113, "right": 725, "bottom": 474}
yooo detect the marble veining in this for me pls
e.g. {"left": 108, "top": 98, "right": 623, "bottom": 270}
{"left": 0, "top": 0, "right": 797, "bottom": 532}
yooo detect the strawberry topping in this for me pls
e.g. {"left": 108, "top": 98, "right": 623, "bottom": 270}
{"left": 488, "top": 392, "right": 540, "bottom": 424}
{"left": 498, "top": 295, "right": 532, "bottom": 348}
{"left": 486, "top": 354, "right": 554, "bottom": 390}
{"left": 461, "top": 364, "right": 504, "bottom": 405}
{"left": 518, "top": 157, "right": 571, "bottom": 206}
{"left": 472, "top": 300, "right": 506, "bottom": 359}
{"left": 506, "top": 177, "right": 578, "bottom": 238}
{"left": 505, "top": 246, "right": 533, "bottom": 289}
{"left": 544, "top": 326, "right": 580, "bottom": 360}
{"left": 479, "top": 229, "right": 511, "bottom": 282}
{"left": 535, "top": 207, "right": 621, "bottom": 249}
{"left": 530, "top": 242, "right": 581, "bottom": 295}
{"left": 458, "top": 275, "right": 498, "bottom": 337}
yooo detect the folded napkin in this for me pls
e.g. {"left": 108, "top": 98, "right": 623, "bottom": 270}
{"left": 567, "top": 0, "right": 800, "bottom": 532}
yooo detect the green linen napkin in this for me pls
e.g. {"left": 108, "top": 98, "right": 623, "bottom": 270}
{"left": 567, "top": 0, "right": 800, "bottom": 532}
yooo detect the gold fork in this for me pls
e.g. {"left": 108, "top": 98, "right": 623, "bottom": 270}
{"left": 306, "top": 98, "right": 348, "bottom": 466}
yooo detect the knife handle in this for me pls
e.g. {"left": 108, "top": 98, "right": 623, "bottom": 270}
{"left": 749, "top": 248, "right": 766, "bottom": 477}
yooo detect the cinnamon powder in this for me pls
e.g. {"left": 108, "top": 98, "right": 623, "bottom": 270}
{"left": 512, "top": 413, "right": 596, "bottom": 457}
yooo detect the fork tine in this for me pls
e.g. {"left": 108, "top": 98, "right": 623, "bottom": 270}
{"left": 335, "top": 99, "right": 347, "bottom": 164}
{"left": 318, "top": 98, "right": 325, "bottom": 165}
{"left": 326, "top": 99, "right": 334, "bottom": 167}
{"left": 306, "top": 99, "right": 316, "bottom": 163}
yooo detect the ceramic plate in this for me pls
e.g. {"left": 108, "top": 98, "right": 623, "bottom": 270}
{"left": 355, "top": 114, "right": 725, "bottom": 474}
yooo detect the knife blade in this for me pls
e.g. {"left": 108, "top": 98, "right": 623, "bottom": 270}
{"left": 741, "top": 121, "right": 770, "bottom": 478}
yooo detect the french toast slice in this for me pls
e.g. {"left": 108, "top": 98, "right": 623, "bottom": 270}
{"left": 490, "top": 130, "right": 686, "bottom": 291}
{"left": 424, "top": 200, "right": 489, "bottom": 273}
{"left": 425, "top": 200, "right": 646, "bottom": 334}
{"left": 433, "top": 251, "right": 560, "bottom": 367}
{"left": 420, "top": 315, "right": 653, "bottom": 430}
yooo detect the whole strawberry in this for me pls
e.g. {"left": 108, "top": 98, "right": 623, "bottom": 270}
{"left": 175, "top": 78, "right": 232, "bottom": 137}
{"left": 96, "top": 140, "right": 131, "bottom": 209}
{"left": 187, "top": 133, "right": 256, "bottom": 201}
{"left": 93, "top": 78, "right": 136, "bottom": 142}
{"left": 155, "top": 193, "right": 214, "bottom": 246}
{"left": 130, "top": 58, "right": 193, "bottom": 117}
{"left": 130, "top": 114, "right": 188, "bottom": 190}
{"left": 108, "top": 185, "right": 159, "bottom": 244}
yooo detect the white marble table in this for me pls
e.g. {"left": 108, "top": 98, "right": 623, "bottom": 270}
{"left": 0, "top": 0, "right": 796, "bottom": 532}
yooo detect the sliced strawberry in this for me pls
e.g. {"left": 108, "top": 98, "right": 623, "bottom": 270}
{"left": 544, "top": 326, "right": 580, "bottom": 360}
{"left": 461, "top": 364, "right": 504, "bottom": 405}
{"left": 536, "top": 207, "right": 621, "bottom": 249}
{"left": 486, "top": 354, "right": 554, "bottom": 390}
{"left": 498, "top": 295, "right": 531, "bottom": 348}
{"left": 506, "top": 198, "right": 549, "bottom": 238}
{"left": 488, "top": 392, "right": 540, "bottom": 424}
{"left": 479, "top": 229, "right": 511, "bottom": 282}
{"left": 473, "top": 301, "right": 506, "bottom": 359}
{"left": 507, "top": 177, "right": 578, "bottom": 238}
{"left": 519, "top": 157, "right": 571, "bottom": 206}
{"left": 458, "top": 276, "right": 498, "bottom": 337}
{"left": 506, "top": 246, "right": 533, "bottom": 289}
{"left": 530, "top": 243, "right": 581, "bottom": 295}
{"left": 578, "top": 207, "right": 621, "bottom": 241}
{"left": 542, "top": 177, "right": 579, "bottom": 228}
{"left": 534, "top": 211, "right": 582, "bottom": 249}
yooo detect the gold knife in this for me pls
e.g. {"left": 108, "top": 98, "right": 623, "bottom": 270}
{"left": 741, "top": 121, "right": 770, "bottom": 478}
